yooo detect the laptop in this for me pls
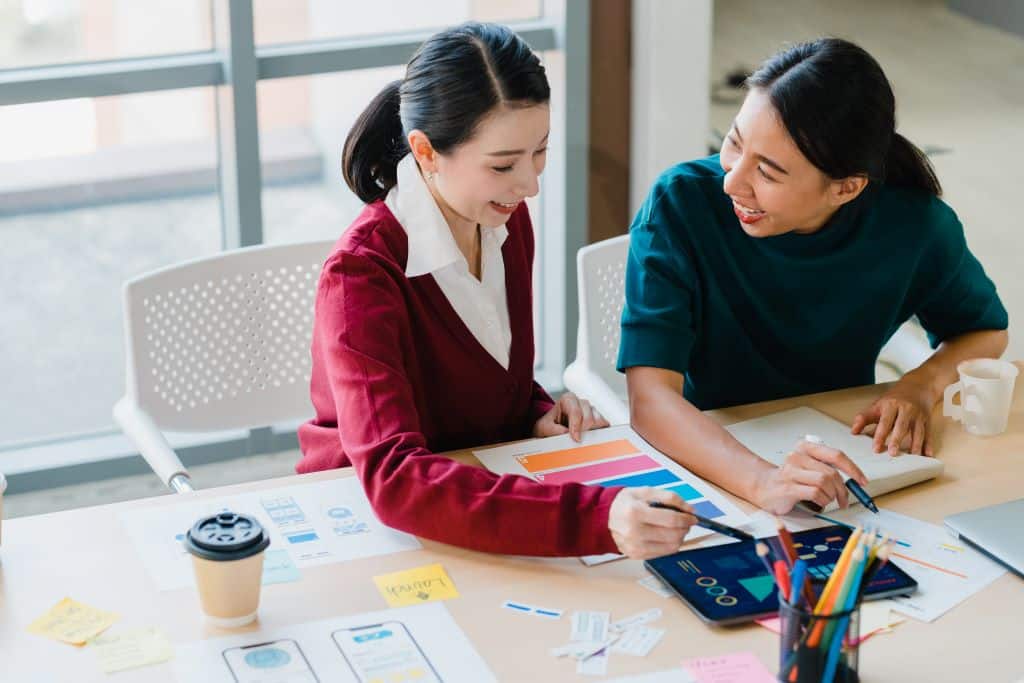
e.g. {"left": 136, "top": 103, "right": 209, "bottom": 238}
{"left": 944, "top": 499, "right": 1024, "bottom": 578}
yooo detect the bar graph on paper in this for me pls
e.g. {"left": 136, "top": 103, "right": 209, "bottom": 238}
{"left": 473, "top": 426, "right": 752, "bottom": 549}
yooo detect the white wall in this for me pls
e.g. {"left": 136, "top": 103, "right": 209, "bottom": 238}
{"left": 630, "top": 0, "right": 712, "bottom": 213}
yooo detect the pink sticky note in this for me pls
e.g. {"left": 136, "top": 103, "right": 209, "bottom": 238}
{"left": 681, "top": 651, "right": 776, "bottom": 683}
{"left": 754, "top": 616, "right": 782, "bottom": 634}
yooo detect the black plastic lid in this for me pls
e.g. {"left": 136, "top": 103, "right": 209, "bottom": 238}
{"left": 183, "top": 511, "right": 270, "bottom": 562}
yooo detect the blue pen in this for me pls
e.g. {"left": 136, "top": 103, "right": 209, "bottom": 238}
{"left": 788, "top": 559, "right": 808, "bottom": 608}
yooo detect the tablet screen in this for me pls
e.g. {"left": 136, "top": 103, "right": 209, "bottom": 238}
{"left": 644, "top": 525, "right": 918, "bottom": 626}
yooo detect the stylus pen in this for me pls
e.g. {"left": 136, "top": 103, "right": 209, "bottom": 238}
{"left": 804, "top": 434, "right": 879, "bottom": 513}
{"left": 647, "top": 501, "right": 755, "bottom": 542}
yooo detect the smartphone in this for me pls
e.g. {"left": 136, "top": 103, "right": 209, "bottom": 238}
{"left": 222, "top": 638, "right": 319, "bottom": 683}
{"left": 332, "top": 621, "right": 442, "bottom": 683}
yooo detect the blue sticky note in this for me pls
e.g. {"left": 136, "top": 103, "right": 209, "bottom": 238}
{"left": 262, "top": 549, "right": 301, "bottom": 585}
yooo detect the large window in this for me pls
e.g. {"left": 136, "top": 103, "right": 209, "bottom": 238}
{"left": 0, "top": 1, "right": 587, "bottom": 474}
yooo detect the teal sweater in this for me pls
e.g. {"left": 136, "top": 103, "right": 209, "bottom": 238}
{"left": 617, "top": 155, "right": 1008, "bottom": 410}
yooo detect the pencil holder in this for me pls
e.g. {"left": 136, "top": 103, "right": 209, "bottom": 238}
{"left": 777, "top": 597, "right": 860, "bottom": 683}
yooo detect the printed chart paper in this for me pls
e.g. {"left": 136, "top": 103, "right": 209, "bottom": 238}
{"left": 119, "top": 477, "right": 421, "bottom": 591}
{"left": 820, "top": 507, "right": 1006, "bottom": 622}
{"left": 175, "top": 603, "right": 494, "bottom": 682}
{"left": 474, "top": 426, "right": 751, "bottom": 562}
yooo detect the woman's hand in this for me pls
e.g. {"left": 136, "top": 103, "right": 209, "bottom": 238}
{"left": 752, "top": 440, "right": 868, "bottom": 515}
{"left": 608, "top": 487, "right": 696, "bottom": 559}
{"left": 852, "top": 376, "right": 936, "bottom": 455}
{"left": 532, "top": 392, "right": 609, "bottom": 442}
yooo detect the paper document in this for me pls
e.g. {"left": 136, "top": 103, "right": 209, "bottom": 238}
{"left": 119, "top": 477, "right": 421, "bottom": 591}
{"left": 27, "top": 597, "right": 119, "bottom": 645}
{"left": 474, "top": 426, "right": 752, "bottom": 563}
{"left": 821, "top": 507, "right": 1006, "bottom": 622}
{"left": 725, "top": 407, "right": 944, "bottom": 511}
{"left": 373, "top": 563, "right": 459, "bottom": 607}
{"left": 90, "top": 626, "right": 174, "bottom": 673}
{"left": 175, "top": 603, "right": 493, "bottom": 682}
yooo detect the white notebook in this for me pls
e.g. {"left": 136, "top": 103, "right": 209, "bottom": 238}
{"left": 724, "top": 406, "right": 944, "bottom": 511}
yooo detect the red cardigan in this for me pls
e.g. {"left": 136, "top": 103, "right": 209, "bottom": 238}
{"left": 297, "top": 201, "right": 620, "bottom": 556}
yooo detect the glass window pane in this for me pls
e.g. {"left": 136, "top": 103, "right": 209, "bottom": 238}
{"left": 253, "top": 0, "right": 543, "bottom": 46}
{"left": 0, "top": 1, "right": 213, "bottom": 70}
{"left": 0, "top": 87, "right": 221, "bottom": 447}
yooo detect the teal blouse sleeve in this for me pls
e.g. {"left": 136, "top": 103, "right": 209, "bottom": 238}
{"left": 617, "top": 217, "right": 699, "bottom": 376}
{"left": 915, "top": 204, "right": 1008, "bottom": 347}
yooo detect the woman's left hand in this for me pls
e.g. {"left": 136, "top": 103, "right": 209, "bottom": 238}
{"left": 533, "top": 392, "right": 610, "bottom": 442}
{"left": 851, "top": 377, "right": 936, "bottom": 456}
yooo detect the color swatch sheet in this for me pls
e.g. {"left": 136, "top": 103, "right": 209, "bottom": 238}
{"left": 118, "top": 477, "right": 421, "bottom": 591}
{"left": 175, "top": 603, "right": 495, "bottom": 682}
{"left": 818, "top": 507, "right": 1007, "bottom": 622}
{"left": 473, "top": 426, "right": 751, "bottom": 554}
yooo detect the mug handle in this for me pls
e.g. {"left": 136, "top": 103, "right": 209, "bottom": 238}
{"left": 943, "top": 381, "right": 963, "bottom": 422}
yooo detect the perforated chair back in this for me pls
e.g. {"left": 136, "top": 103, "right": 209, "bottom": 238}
{"left": 120, "top": 240, "right": 335, "bottom": 432}
{"left": 577, "top": 234, "right": 630, "bottom": 395}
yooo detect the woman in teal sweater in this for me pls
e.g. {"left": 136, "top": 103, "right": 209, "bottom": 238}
{"left": 620, "top": 38, "right": 1008, "bottom": 515}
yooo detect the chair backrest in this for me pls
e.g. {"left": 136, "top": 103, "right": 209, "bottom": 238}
{"left": 575, "top": 234, "right": 630, "bottom": 396}
{"left": 121, "top": 240, "right": 336, "bottom": 431}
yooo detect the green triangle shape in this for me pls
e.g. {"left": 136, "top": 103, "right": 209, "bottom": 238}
{"left": 738, "top": 574, "right": 776, "bottom": 602}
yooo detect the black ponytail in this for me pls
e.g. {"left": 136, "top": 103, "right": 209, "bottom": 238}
{"left": 342, "top": 80, "right": 406, "bottom": 204}
{"left": 342, "top": 22, "right": 550, "bottom": 204}
{"left": 747, "top": 38, "right": 941, "bottom": 196}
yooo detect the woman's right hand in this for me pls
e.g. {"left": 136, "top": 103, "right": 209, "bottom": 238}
{"left": 607, "top": 487, "right": 696, "bottom": 559}
{"left": 753, "top": 440, "right": 869, "bottom": 515}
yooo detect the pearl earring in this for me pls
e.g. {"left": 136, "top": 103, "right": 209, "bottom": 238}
{"left": 425, "top": 171, "right": 436, "bottom": 182}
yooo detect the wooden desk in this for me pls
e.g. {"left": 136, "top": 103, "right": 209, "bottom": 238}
{"left": 2, "top": 374, "right": 1022, "bottom": 682}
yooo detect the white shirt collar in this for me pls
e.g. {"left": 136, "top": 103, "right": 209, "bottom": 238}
{"left": 385, "top": 154, "right": 509, "bottom": 278}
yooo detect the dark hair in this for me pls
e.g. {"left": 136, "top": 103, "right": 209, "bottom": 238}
{"left": 342, "top": 22, "right": 550, "bottom": 204}
{"left": 747, "top": 38, "right": 941, "bottom": 196}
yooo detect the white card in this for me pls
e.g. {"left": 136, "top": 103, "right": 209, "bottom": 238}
{"left": 571, "top": 611, "right": 610, "bottom": 643}
{"left": 637, "top": 575, "right": 673, "bottom": 598}
{"left": 611, "top": 607, "right": 662, "bottom": 633}
{"left": 610, "top": 626, "right": 665, "bottom": 657}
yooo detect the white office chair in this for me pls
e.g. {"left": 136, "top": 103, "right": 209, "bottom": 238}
{"left": 113, "top": 240, "right": 335, "bottom": 492}
{"left": 563, "top": 234, "right": 631, "bottom": 425}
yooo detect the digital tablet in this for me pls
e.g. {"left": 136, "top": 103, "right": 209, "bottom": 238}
{"left": 643, "top": 525, "right": 918, "bottom": 626}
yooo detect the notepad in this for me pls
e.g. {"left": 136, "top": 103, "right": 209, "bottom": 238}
{"left": 725, "top": 407, "right": 944, "bottom": 511}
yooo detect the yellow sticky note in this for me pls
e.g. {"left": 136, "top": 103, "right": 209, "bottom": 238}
{"left": 90, "top": 626, "right": 174, "bottom": 673}
{"left": 27, "top": 597, "right": 120, "bottom": 645}
{"left": 373, "top": 563, "right": 459, "bottom": 607}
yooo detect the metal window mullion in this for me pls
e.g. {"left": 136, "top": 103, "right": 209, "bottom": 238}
{"left": 218, "top": 0, "right": 263, "bottom": 250}
{"left": 0, "top": 52, "right": 224, "bottom": 106}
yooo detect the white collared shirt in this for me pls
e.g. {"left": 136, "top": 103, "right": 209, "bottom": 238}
{"left": 385, "top": 154, "right": 512, "bottom": 369}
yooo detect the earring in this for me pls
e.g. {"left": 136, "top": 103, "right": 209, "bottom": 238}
{"left": 425, "top": 171, "right": 436, "bottom": 182}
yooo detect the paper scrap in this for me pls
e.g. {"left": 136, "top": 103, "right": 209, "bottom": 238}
{"left": 571, "top": 611, "right": 610, "bottom": 643}
{"left": 27, "top": 598, "right": 120, "bottom": 645}
{"left": 373, "top": 563, "right": 459, "bottom": 607}
{"left": 90, "top": 627, "right": 173, "bottom": 673}
{"left": 638, "top": 575, "right": 673, "bottom": 598}
{"left": 502, "top": 600, "right": 563, "bottom": 619}
{"left": 577, "top": 645, "right": 610, "bottom": 676}
{"left": 552, "top": 637, "right": 618, "bottom": 661}
{"left": 261, "top": 549, "right": 302, "bottom": 585}
{"left": 611, "top": 626, "right": 665, "bottom": 657}
{"left": 611, "top": 607, "right": 662, "bottom": 633}
{"left": 681, "top": 651, "right": 775, "bottom": 683}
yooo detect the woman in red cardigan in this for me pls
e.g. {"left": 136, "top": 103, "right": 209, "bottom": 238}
{"left": 298, "top": 22, "right": 696, "bottom": 558}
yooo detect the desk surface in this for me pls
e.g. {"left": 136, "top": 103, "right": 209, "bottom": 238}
{"left": 2, "top": 373, "right": 1022, "bottom": 682}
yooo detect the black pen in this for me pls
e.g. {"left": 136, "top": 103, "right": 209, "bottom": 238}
{"left": 647, "top": 501, "right": 755, "bottom": 542}
{"left": 804, "top": 434, "right": 879, "bottom": 513}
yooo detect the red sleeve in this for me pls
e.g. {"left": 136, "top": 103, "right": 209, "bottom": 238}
{"left": 526, "top": 380, "right": 556, "bottom": 432}
{"left": 319, "top": 252, "right": 621, "bottom": 557}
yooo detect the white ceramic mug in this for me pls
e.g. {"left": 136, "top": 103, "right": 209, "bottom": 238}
{"left": 943, "top": 359, "right": 1018, "bottom": 436}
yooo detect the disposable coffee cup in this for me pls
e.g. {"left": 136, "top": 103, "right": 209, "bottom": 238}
{"left": 943, "top": 358, "right": 1018, "bottom": 437}
{"left": 183, "top": 511, "right": 270, "bottom": 627}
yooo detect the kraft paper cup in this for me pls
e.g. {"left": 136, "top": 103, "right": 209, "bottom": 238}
{"left": 183, "top": 511, "right": 270, "bottom": 627}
